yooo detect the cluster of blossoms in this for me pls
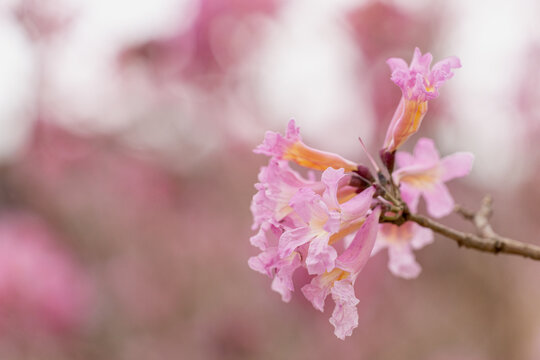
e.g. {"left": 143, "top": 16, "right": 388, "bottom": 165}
{"left": 249, "top": 48, "right": 473, "bottom": 339}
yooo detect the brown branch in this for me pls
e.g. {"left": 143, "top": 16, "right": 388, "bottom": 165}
{"left": 403, "top": 196, "right": 540, "bottom": 260}
{"left": 377, "top": 175, "right": 540, "bottom": 261}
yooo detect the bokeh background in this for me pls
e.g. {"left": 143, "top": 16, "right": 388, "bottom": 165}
{"left": 0, "top": 0, "right": 539, "bottom": 359}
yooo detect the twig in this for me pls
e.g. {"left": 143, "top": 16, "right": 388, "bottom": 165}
{"left": 455, "top": 195, "right": 497, "bottom": 238}
{"left": 404, "top": 212, "right": 540, "bottom": 261}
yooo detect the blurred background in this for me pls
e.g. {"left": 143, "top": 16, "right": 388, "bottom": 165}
{"left": 0, "top": 0, "right": 539, "bottom": 359}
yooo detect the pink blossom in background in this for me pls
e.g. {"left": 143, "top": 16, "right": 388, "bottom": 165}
{"left": 372, "top": 221, "right": 433, "bottom": 279}
{"left": 346, "top": 3, "right": 437, "bottom": 65}
{"left": 393, "top": 137, "right": 474, "bottom": 218}
{"left": 13, "top": 0, "right": 74, "bottom": 41}
{"left": 517, "top": 44, "right": 540, "bottom": 157}
{"left": 19, "top": 120, "right": 179, "bottom": 218}
{"left": 0, "top": 213, "right": 92, "bottom": 337}
{"left": 119, "top": 0, "right": 280, "bottom": 88}
{"left": 382, "top": 48, "right": 461, "bottom": 152}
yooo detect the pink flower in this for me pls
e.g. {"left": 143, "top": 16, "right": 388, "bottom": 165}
{"left": 254, "top": 120, "right": 359, "bottom": 172}
{"left": 250, "top": 159, "right": 320, "bottom": 231}
{"left": 301, "top": 207, "right": 381, "bottom": 340}
{"left": 372, "top": 222, "right": 433, "bottom": 279}
{"left": 387, "top": 47, "right": 461, "bottom": 102}
{"left": 248, "top": 222, "right": 302, "bottom": 302}
{"left": 393, "top": 137, "right": 474, "bottom": 218}
{"left": 382, "top": 48, "right": 461, "bottom": 152}
{"left": 279, "top": 168, "right": 375, "bottom": 275}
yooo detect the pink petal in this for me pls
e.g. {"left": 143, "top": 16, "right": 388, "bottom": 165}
{"left": 289, "top": 187, "right": 320, "bottom": 224}
{"left": 413, "top": 137, "right": 440, "bottom": 165}
{"left": 279, "top": 227, "right": 312, "bottom": 259}
{"left": 329, "top": 280, "right": 359, "bottom": 340}
{"left": 248, "top": 247, "right": 279, "bottom": 277}
{"left": 399, "top": 183, "right": 420, "bottom": 212}
{"left": 253, "top": 119, "right": 300, "bottom": 158}
{"left": 433, "top": 55, "right": 461, "bottom": 70}
{"left": 301, "top": 277, "right": 331, "bottom": 312}
{"left": 395, "top": 151, "right": 415, "bottom": 168}
{"left": 393, "top": 138, "right": 442, "bottom": 188}
{"left": 250, "top": 183, "right": 274, "bottom": 230}
{"left": 271, "top": 253, "right": 301, "bottom": 303}
{"left": 423, "top": 182, "right": 454, "bottom": 218}
{"left": 285, "top": 118, "right": 301, "bottom": 139}
{"left": 323, "top": 210, "right": 341, "bottom": 234}
{"left": 306, "top": 233, "right": 337, "bottom": 275}
{"left": 410, "top": 47, "right": 433, "bottom": 74}
{"left": 386, "top": 57, "right": 409, "bottom": 72}
{"left": 321, "top": 167, "right": 347, "bottom": 210}
{"left": 429, "top": 56, "right": 462, "bottom": 85}
{"left": 440, "top": 152, "right": 474, "bottom": 182}
{"left": 339, "top": 186, "right": 375, "bottom": 223}
{"left": 250, "top": 222, "right": 282, "bottom": 250}
{"left": 388, "top": 245, "right": 421, "bottom": 279}
{"left": 336, "top": 207, "right": 381, "bottom": 276}
{"left": 410, "top": 225, "right": 434, "bottom": 250}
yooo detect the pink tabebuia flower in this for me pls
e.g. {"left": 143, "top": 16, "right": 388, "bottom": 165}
{"left": 382, "top": 48, "right": 461, "bottom": 153}
{"left": 279, "top": 168, "right": 375, "bottom": 275}
{"left": 254, "top": 119, "right": 359, "bottom": 172}
{"left": 250, "top": 158, "right": 320, "bottom": 231}
{"left": 301, "top": 207, "right": 381, "bottom": 340}
{"left": 393, "top": 137, "right": 474, "bottom": 218}
{"left": 372, "top": 221, "right": 433, "bottom": 279}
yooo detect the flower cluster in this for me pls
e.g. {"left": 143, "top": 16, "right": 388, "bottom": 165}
{"left": 249, "top": 48, "right": 473, "bottom": 339}
{"left": 249, "top": 123, "right": 379, "bottom": 339}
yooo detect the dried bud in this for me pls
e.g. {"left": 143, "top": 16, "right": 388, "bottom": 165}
{"left": 379, "top": 149, "right": 396, "bottom": 173}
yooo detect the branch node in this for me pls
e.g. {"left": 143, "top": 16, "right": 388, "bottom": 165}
{"left": 493, "top": 239, "right": 504, "bottom": 254}
{"left": 454, "top": 205, "right": 474, "bottom": 220}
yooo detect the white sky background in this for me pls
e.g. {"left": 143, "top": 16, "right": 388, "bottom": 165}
{"left": 0, "top": 0, "right": 538, "bottom": 185}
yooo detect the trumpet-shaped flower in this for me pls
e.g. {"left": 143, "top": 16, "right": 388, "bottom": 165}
{"left": 382, "top": 48, "right": 461, "bottom": 153}
{"left": 393, "top": 137, "right": 474, "bottom": 218}
{"left": 301, "top": 207, "right": 381, "bottom": 339}
{"left": 279, "top": 168, "right": 375, "bottom": 275}
{"left": 254, "top": 119, "right": 359, "bottom": 172}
